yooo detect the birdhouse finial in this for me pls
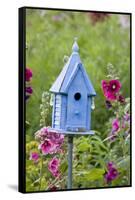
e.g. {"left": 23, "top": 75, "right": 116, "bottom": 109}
{"left": 72, "top": 37, "right": 79, "bottom": 52}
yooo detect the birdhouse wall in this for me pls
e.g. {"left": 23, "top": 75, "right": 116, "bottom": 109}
{"left": 52, "top": 94, "right": 62, "bottom": 129}
{"left": 60, "top": 95, "right": 67, "bottom": 129}
{"left": 65, "top": 68, "right": 91, "bottom": 131}
{"left": 86, "top": 96, "right": 91, "bottom": 130}
{"left": 52, "top": 71, "right": 93, "bottom": 132}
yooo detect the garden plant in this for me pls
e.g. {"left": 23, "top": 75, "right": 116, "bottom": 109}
{"left": 25, "top": 9, "right": 131, "bottom": 192}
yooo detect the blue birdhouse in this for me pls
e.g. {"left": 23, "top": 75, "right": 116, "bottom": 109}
{"left": 49, "top": 39, "right": 96, "bottom": 135}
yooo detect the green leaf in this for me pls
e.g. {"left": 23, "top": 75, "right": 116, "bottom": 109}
{"left": 78, "top": 142, "right": 91, "bottom": 152}
{"left": 124, "top": 103, "right": 130, "bottom": 113}
{"left": 83, "top": 168, "right": 105, "bottom": 181}
{"left": 60, "top": 161, "right": 68, "bottom": 173}
{"left": 117, "top": 156, "right": 130, "bottom": 168}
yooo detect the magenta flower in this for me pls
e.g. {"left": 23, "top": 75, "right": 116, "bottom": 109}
{"left": 29, "top": 152, "right": 39, "bottom": 163}
{"left": 47, "top": 131, "right": 64, "bottom": 145}
{"left": 122, "top": 113, "right": 130, "bottom": 129}
{"left": 109, "top": 119, "right": 120, "bottom": 141}
{"left": 25, "top": 68, "right": 33, "bottom": 101}
{"left": 105, "top": 162, "right": 119, "bottom": 183}
{"left": 48, "top": 157, "right": 60, "bottom": 177}
{"left": 112, "top": 119, "right": 119, "bottom": 132}
{"left": 101, "top": 80, "right": 121, "bottom": 101}
{"left": 25, "top": 86, "right": 33, "bottom": 101}
{"left": 35, "top": 127, "right": 49, "bottom": 141}
{"left": 35, "top": 127, "right": 64, "bottom": 154}
{"left": 118, "top": 95, "right": 125, "bottom": 104}
{"left": 26, "top": 68, "right": 33, "bottom": 82}
{"left": 39, "top": 138, "right": 61, "bottom": 155}
{"left": 26, "top": 86, "right": 33, "bottom": 94}
{"left": 39, "top": 139, "right": 53, "bottom": 155}
{"left": 124, "top": 113, "right": 130, "bottom": 122}
{"left": 107, "top": 162, "right": 113, "bottom": 169}
{"left": 109, "top": 80, "right": 121, "bottom": 93}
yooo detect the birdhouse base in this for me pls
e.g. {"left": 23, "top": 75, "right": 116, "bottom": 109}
{"left": 48, "top": 128, "right": 95, "bottom": 136}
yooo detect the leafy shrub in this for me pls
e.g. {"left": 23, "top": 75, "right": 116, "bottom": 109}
{"left": 25, "top": 10, "right": 130, "bottom": 191}
{"left": 26, "top": 66, "right": 130, "bottom": 191}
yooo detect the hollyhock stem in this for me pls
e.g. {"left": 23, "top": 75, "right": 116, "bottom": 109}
{"left": 119, "top": 134, "right": 126, "bottom": 157}
{"left": 47, "top": 177, "right": 60, "bottom": 191}
{"left": 47, "top": 175, "right": 66, "bottom": 190}
{"left": 67, "top": 136, "right": 73, "bottom": 189}
{"left": 103, "top": 134, "right": 116, "bottom": 142}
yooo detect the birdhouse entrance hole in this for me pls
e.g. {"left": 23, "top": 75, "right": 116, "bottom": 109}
{"left": 74, "top": 92, "right": 81, "bottom": 100}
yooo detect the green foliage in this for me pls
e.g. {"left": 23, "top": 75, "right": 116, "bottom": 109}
{"left": 82, "top": 168, "right": 105, "bottom": 181}
{"left": 25, "top": 9, "right": 130, "bottom": 191}
{"left": 26, "top": 9, "right": 130, "bottom": 136}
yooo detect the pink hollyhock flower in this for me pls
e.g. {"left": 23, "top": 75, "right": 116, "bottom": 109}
{"left": 109, "top": 119, "right": 120, "bottom": 141}
{"left": 35, "top": 127, "right": 49, "bottom": 141}
{"left": 48, "top": 157, "right": 60, "bottom": 177}
{"left": 26, "top": 68, "right": 33, "bottom": 82}
{"left": 105, "top": 162, "right": 119, "bottom": 183}
{"left": 47, "top": 132, "right": 64, "bottom": 154}
{"left": 47, "top": 131, "right": 64, "bottom": 145}
{"left": 29, "top": 152, "right": 39, "bottom": 163}
{"left": 101, "top": 80, "right": 121, "bottom": 101}
{"left": 109, "top": 80, "right": 121, "bottom": 93}
{"left": 112, "top": 119, "right": 120, "bottom": 132}
{"left": 124, "top": 113, "right": 130, "bottom": 122}
{"left": 35, "top": 127, "right": 64, "bottom": 153}
{"left": 26, "top": 86, "right": 33, "bottom": 101}
{"left": 122, "top": 113, "right": 130, "bottom": 129}
{"left": 35, "top": 127, "right": 64, "bottom": 154}
{"left": 39, "top": 139, "right": 60, "bottom": 155}
{"left": 107, "top": 162, "right": 114, "bottom": 169}
{"left": 39, "top": 139, "right": 53, "bottom": 155}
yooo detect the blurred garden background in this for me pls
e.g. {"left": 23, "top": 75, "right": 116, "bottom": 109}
{"left": 25, "top": 9, "right": 131, "bottom": 192}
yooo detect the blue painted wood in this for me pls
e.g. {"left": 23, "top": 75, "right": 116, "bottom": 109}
{"left": 48, "top": 127, "right": 95, "bottom": 135}
{"left": 52, "top": 95, "right": 56, "bottom": 128}
{"left": 63, "top": 63, "right": 96, "bottom": 96}
{"left": 60, "top": 95, "right": 67, "bottom": 129}
{"left": 66, "top": 68, "right": 88, "bottom": 130}
{"left": 67, "top": 136, "right": 73, "bottom": 189}
{"left": 53, "top": 94, "right": 61, "bottom": 129}
{"left": 50, "top": 40, "right": 96, "bottom": 135}
{"left": 86, "top": 96, "right": 91, "bottom": 130}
